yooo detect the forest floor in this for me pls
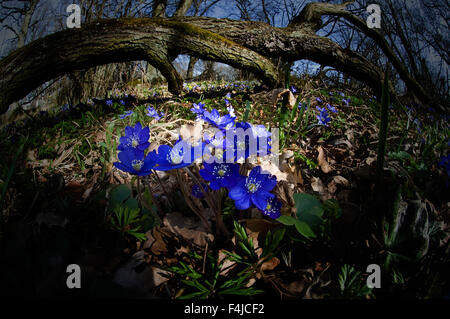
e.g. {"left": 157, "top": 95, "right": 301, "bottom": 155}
{"left": 0, "top": 78, "right": 449, "bottom": 299}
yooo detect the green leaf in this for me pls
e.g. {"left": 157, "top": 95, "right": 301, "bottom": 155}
{"left": 243, "top": 100, "right": 251, "bottom": 122}
{"left": 110, "top": 184, "right": 132, "bottom": 206}
{"left": 277, "top": 215, "right": 315, "bottom": 239}
{"left": 123, "top": 197, "right": 139, "bottom": 211}
{"left": 293, "top": 193, "right": 324, "bottom": 231}
{"left": 293, "top": 220, "right": 316, "bottom": 238}
{"left": 276, "top": 215, "right": 297, "bottom": 226}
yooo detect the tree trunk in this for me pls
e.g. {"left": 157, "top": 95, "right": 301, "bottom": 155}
{"left": 186, "top": 56, "right": 198, "bottom": 81}
{"left": 0, "top": 1, "right": 438, "bottom": 113}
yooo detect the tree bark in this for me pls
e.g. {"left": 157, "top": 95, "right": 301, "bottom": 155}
{"left": 0, "top": 1, "right": 437, "bottom": 113}
{"left": 0, "top": 18, "right": 280, "bottom": 113}
{"left": 186, "top": 56, "right": 198, "bottom": 81}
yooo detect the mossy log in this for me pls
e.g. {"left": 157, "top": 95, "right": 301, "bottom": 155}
{"left": 0, "top": 1, "right": 435, "bottom": 113}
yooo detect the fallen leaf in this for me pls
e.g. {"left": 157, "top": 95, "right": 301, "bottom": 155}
{"left": 163, "top": 212, "right": 214, "bottom": 247}
{"left": 260, "top": 257, "right": 280, "bottom": 272}
{"left": 260, "top": 160, "right": 288, "bottom": 182}
{"left": 143, "top": 228, "right": 168, "bottom": 255}
{"left": 113, "top": 251, "right": 169, "bottom": 292}
{"left": 218, "top": 249, "right": 236, "bottom": 276}
{"left": 311, "top": 177, "right": 325, "bottom": 194}
{"left": 317, "top": 146, "right": 332, "bottom": 173}
{"left": 327, "top": 175, "right": 350, "bottom": 194}
{"left": 286, "top": 280, "right": 306, "bottom": 296}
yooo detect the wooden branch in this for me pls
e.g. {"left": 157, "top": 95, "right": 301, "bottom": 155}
{"left": 0, "top": 18, "right": 280, "bottom": 113}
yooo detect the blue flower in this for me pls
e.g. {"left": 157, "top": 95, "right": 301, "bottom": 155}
{"left": 146, "top": 106, "right": 163, "bottom": 120}
{"left": 228, "top": 166, "right": 277, "bottom": 210}
{"left": 224, "top": 122, "right": 271, "bottom": 162}
{"left": 106, "top": 99, "right": 113, "bottom": 106}
{"left": 316, "top": 97, "right": 323, "bottom": 103}
{"left": 191, "top": 102, "right": 206, "bottom": 120}
{"left": 149, "top": 139, "right": 196, "bottom": 171}
{"left": 199, "top": 162, "right": 240, "bottom": 190}
{"left": 316, "top": 106, "right": 331, "bottom": 126}
{"left": 119, "top": 100, "right": 125, "bottom": 106}
{"left": 290, "top": 86, "right": 297, "bottom": 93}
{"left": 339, "top": 92, "right": 345, "bottom": 97}
{"left": 298, "top": 102, "right": 307, "bottom": 110}
{"left": 120, "top": 110, "right": 134, "bottom": 119}
{"left": 226, "top": 92, "right": 232, "bottom": 99}
{"left": 118, "top": 122, "right": 150, "bottom": 152}
{"left": 113, "top": 148, "right": 155, "bottom": 176}
{"left": 227, "top": 105, "right": 235, "bottom": 118}
{"left": 203, "top": 108, "right": 235, "bottom": 130}
{"left": 261, "top": 196, "right": 282, "bottom": 219}
{"left": 326, "top": 103, "right": 338, "bottom": 113}
{"left": 192, "top": 183, "right": 208, "bottom": 198}
{"left": 342, "top": 98, "right": 350, "bottom": 107}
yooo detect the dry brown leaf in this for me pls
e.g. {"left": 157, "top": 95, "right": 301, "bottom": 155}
{"left": 245, "top": 218, "right": 278, "bottom": 245}
{"left": 179, "top": 121, "right": 203, "bottom": 143}
{"left": 311, "top": 177, "right": 325, "bottom": 194}
{"left": 260, "top": 160, "right": 288, "bottom": 182}
{"left": 162, "top": 212, "right": 214, "bottom": 247}
{"left": 327, "top": 175, "right": 350, "bottom": 194}
{"left": 218, "top": 249, "right": 236, "bottom": 276}
{"left": 286, "top": 280, "right": 306, "bottom": 296}
{"left": 260, "top": 257, "right": 280, "bottom": 272}
{"left": 143, "top": 228, "right": 168, "bottom": 255}
{"left": 317, "top": 146, "right": 332, "bottom": 173}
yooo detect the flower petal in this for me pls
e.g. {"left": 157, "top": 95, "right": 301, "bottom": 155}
{"left": 251, "top": 191, "right": 274, "bottom": 211}
{"left": 234, "top": 196, "right": 251, "bottom": 210}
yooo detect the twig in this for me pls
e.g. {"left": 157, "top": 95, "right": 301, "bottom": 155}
{"left": 202, "top": 242, "right": 208, "bottom": 274}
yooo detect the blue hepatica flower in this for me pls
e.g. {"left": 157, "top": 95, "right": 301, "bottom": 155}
{"left": 192, "top": 183, "right": 208, "bottom": 199}
{"left": 149, "top": 139, "right": 196, "bottom": 171}
{"left": 113, "top": 148, "right": 155, "bottom": 176}
{"left": 339, "top": 92, "right": 345, "bottom": 97}
{"left": 316, "top": 106, "right": 331, "bottom": 126}
{"left": 106, "top": 99, "right": 113, "bottom": 106}
{"left": 200, "top": 162, "right": 240, "bottom": 190}
{"left": 203, "top": 108, "right": 235, "bottom": 130}
{"left": 326, "top": 103, "right": 338, "bottom": 113}
{"left": 316, "top": 97, "right": 323, "bottom": 103}
{"left": 146, "top": 106, "right": 163, "bottom": 120}
{"left": 298, "top": 102, "right": 308, "bottom": 111}
{"left": 118, "top": 122, "right": 150, "bottom": 152}
{"left": 261, "top": 196, "right": 282, "bottom": 219}
{"left": 224, "top": 122, "right": 271, "bottom": 162}
{"left": 191, "top": 102, "right": 206, "bottom": 120}
{"left": 227, "top": 105, "right": 236, "bottom": 118}
{"left": 290, "top": 86, "right": 297, "bottom": 94}
{"left": 342, "top": 98, "right": 350, "bottom": 107}
{"left": 120, "top": 110, "right": 134, "bottom": 119}
{"left": 228, "top": 166, "right": 277, "bottom": 211}
{"left": 119, "top": 100, "right": 125, "bottom": 106}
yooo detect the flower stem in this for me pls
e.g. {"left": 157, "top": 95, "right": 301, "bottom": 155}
{"left": 184, "top": 167, "right": 229, "bottom": 237}
{"left": 176, "top": 169, "right": 212, "bottom": 232}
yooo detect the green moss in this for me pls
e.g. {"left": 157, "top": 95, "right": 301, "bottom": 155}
{"left": 154, "top": 19, "right": 240, "bottom": 48}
